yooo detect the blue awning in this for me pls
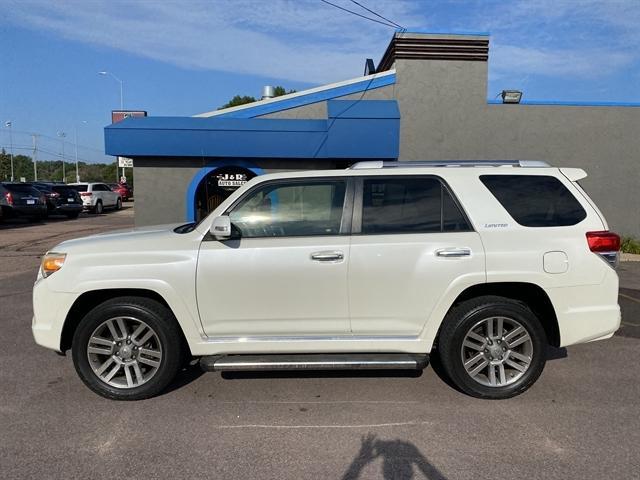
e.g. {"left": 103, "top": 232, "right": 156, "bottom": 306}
{"left": 104, "top": 100, "right": 400, "bottom": 160}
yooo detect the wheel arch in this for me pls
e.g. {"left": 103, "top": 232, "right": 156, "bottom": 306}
{"left": 60, "top": 288, "right": 191, "bottom": 354}
{"left": 437, "top": 282, "right": 560, "bottom": 348}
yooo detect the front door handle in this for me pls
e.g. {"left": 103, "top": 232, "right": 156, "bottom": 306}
{"left": 311, "top": 251, "right": 344, "bottom": 262}
{"left": 436, "top": 248, "right": 471, "bottom": 258}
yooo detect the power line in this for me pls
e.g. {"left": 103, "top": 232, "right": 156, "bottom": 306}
{"left": 0, "top": 128, "right": 105, "bottom": 154}
{"left": 348, "top": 0, "right": 405, "bottom": 30}
{"left": 319, "top": 0, "right": 398, "bottom": 28}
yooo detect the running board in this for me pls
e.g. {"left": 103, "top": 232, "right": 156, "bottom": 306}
{"left": 199, "top": 353, "right": 429, "bottom": 372}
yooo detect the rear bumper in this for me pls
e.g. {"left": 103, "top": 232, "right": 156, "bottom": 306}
{"left": 546, "top": 268, "right": 621, "bottom": 347}
{"left": 53, "top": 204, "right": 83, "bottom": 214}
{"left": 7, "top": 205, "right": 46, "bottom": 217}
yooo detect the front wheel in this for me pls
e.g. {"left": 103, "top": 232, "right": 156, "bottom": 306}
{"left": 72, "top": 297, "right": 184, "bottom": 400}
{"left": 437, "top": 295, "right": 547, "bottom": 399}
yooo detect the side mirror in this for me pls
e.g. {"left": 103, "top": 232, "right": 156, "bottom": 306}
{"left": 210, "top": 216, "right": 231, "bottom": 240}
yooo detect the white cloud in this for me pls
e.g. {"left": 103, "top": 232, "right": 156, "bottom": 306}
{"left": 491, "top": 44, "right": 634, "bottom": 78}
{"left": 2, "top": 0, "right": 423, "bottom": 84}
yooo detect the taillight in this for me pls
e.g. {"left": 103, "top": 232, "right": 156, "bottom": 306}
{"left": 5, "top": 192, "right": 13, "bottom": 206}
{"left": 586, "top": 231, "right": 620, "bottom": 252}
{"left": 80, "top": 192, "right": 92, "bottom": 197}
{"left": 586, "top": 231, "right": 620, "bottom": 268}
{"left": 48, "top": 192, "right": 60, "bottom": 198}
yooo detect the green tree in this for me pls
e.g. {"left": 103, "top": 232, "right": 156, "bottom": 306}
{"left": 0, "top": 150, "right": 132, "bottom": 186}
{"left": 218, "top": 86, "right": 297, "bottom": 110}
{"left": 218, "top": 95, "right": 257, "bottom": 110}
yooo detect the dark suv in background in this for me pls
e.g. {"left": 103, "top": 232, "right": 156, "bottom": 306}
{"left": 29, "top": 182, "right": 83, "bottom": 219}
{"left": 0, "top": 183, "right": 47, "bottom": 222}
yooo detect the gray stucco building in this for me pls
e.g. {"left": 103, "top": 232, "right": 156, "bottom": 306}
{"left": 105, "top": 32, "right": 640, "bottom": 236}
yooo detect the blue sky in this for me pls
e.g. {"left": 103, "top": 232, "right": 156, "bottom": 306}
{"left": 1, "top": 0, "right": 639, "bottom": 163}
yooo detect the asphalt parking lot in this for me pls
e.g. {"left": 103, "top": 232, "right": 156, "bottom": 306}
{"left": 1, "top": 208, "right": 639, "bottom": 479}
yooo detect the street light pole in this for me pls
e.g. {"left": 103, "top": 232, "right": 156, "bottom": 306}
{"left": 98, "top": 71, "right": 124, "bottom": 109}
{"left": 5, "top": 121, "right": 14, "bottom": 181}
{"left": 57, "top": 131, "right": 66, "bottom": 182}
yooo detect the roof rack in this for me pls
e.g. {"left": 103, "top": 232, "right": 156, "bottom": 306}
{"left": 349, "top": 160, "right": 551, "bottom": 169}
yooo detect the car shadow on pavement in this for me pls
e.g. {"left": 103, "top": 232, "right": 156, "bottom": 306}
{"left": 429, "top": 346, "right": 568, "bottom": 395}
{"left": 220, "top": 369, "right": 424, "bottom": 380}
{"left": 161, "top": 361, "right": 205, "bottom": 395}
{"left": 341, "top": 433, "right": 447, "bottom": 480}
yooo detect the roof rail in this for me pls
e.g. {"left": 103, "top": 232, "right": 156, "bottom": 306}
{"left": 349, "top": 160, "right": 551, "bottom": 169}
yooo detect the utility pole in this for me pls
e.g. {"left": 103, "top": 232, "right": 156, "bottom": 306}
{"left": 57, "top": 131, "right": 66, "bottom": 182}
{"left": 74, "top": 121, "right": 87, "bottom": 183}
{"left": 32, "top": 134, "right": 39, "bottom": 181}
{"left": 5, "top": 121, "right": 14, "bottom": 181}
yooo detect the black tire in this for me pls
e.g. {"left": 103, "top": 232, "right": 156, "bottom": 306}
{"left": 116, "top": 197, "right": 122, "bottom": 210}
{"left": 436, "top": 295, "right": 547, "bottom": 399}
{"left": 94, "top": 201, "right": 103, "bottom": 214}
{"left": 72, "top": 296, "right": 184, "bottom": 400}
{"left": 66, "top": 212, "right": 80, "bottom": 219}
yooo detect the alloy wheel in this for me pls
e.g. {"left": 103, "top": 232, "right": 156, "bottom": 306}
{"left": 86, "top": 316, "right": 163, "bottom": 389}
{"left": 460, "top": 316, "right": 533, "bottom": 387}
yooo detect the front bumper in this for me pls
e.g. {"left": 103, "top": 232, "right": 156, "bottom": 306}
{"left": 32, "top": 276, "right": 79, "bottom": 352}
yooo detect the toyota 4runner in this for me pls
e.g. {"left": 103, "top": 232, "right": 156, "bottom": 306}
{"left": 32, "top": 161, "right": 621, "bottom": 400}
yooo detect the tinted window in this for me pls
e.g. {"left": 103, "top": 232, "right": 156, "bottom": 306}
{"left": 71, "top": 185, "right": 88, "bottom": 192}
{"left": 361, "top": 177, "right": 470, "bottom": 234}
{"left": 480, "top": 175, "right": 586, "bottom": 227}
{"left": 52, "top": 186, "right": 77, "bottom": 195}
{"left": 3, "top": 184, "right": 40, "bottom": 194}
{"left": 229, "top": 180, "right": 346, "bottom": 237}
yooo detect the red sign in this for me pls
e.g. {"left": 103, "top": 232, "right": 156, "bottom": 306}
{"left": 111, "top": 110, "right": 147, "bottom": 124}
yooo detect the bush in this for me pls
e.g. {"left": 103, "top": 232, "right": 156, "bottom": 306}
{"left": 621, "top": 236, "right": 640, "bottom": 254}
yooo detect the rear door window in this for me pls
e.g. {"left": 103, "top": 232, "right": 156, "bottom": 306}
{"left": 480, "top": 175, "right": 586, "bottom": 227}
{"left": 359, "top": 176, "right": 471, "bottom": 234}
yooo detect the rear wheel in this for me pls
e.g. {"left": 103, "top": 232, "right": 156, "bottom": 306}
{"left": 94, "top": 200, "right": 103, "bottom": 214}
{"left": 72, "top": 297, "right": 184, "bottom": 400}
{"left": 437, "top": 295, "right": 547, "bottom": 399}
{"left": 116, "top": 198, "right": 122, "bottom": 210}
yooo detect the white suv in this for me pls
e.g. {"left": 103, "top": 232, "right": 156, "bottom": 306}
{"left": 69, "top": 182, "right": 122, "bottom": 214}
{"left": 33, "top": 161, "right": 621, "bottom": 400}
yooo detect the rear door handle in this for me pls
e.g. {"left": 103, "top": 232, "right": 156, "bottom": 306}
{"left": 436, "top": 248, "right": 471, "bottom": 257}
{"left": 311, "top": 251, "right": 344, "bottom": 262}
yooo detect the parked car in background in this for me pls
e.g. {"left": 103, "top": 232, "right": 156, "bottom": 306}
{"left": 108, "top": 183, "right": 133, "bottom": 201}
{"left": 29, "top": 182, "right": 84, "bottom": 219}
{"left": 69, "top": 183, "right": 122, "bottom": 214}
{"left": 0, "top": 182, "right": 47, "bottom": 221}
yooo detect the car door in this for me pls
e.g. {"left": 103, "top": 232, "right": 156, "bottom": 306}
{"left": 348, "top": 175, "right": 485, "bottom": 336}
{"left": 196, "top": 177, "right": 353, "bottom": 337}
{"left": 101, "top": 184, "right": 117, "bottom": 206}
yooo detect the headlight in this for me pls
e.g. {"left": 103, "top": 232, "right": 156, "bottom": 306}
{"left": 41, "top": 252, "right": 66, "bottom": 278}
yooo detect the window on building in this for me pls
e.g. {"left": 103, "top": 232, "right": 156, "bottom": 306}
{"left": 360, "top": 177, "right": 470, "bottom": 234}
{"left": 229, "top": 180, "right": 346, "bottom": 237}
{"left": 480, "top": 175, "right": 587, "bottom": 227}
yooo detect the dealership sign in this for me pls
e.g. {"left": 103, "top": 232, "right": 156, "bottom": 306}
{"left": 118, "top": 157, "right": 133, "bottom": 168}
{"left": 217, "top": 172, "right": 248, "bottom": 188}
{"left": 111, "top": 110, "right": 148, "bottom": 124}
